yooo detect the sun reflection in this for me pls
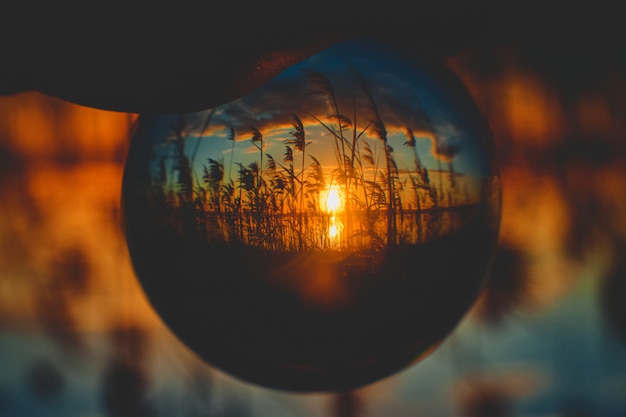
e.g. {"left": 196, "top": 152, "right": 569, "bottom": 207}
{"left": 328, "top": 223, "right": 339, "bottom": 239}
{"left": 320, "top": 185, "right": 344, "bottom": 244}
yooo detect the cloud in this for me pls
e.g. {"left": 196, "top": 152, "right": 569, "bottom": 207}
{"left": 430, "top": 122, "right": 463, "bottom": 162}
{"left": 207, "top": 57, "right": 439, "bottom": 134}
{"left": 242, "top": 145, "right": 260, "bottom": 155}
{"left": 198, "top": 123, "right": 227, "bottom": 138}
{"left": 179, "top": 41, "right": 475, "bottom": 167}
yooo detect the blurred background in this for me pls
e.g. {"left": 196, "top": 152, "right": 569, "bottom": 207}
{"left": 2, "top": 5, "right": 626, "bottom": 416}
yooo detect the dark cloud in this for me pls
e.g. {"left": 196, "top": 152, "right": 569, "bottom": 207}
{"left": 173, "top": 41, "right": 481, "bottom": 172}
{"left": 189, "top": 53, "right": 445, "bottom": 143}
{"left": 213, "top": 74, "right": 328, "bottom": 135}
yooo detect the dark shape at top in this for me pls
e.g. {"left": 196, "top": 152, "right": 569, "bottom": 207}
{"left": 1, "top": 3, "right": 492, "bottom": 113}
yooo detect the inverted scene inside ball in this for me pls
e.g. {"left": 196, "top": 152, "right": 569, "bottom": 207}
{"left": 122, "top": 39, "right": 501, "bottom": 392}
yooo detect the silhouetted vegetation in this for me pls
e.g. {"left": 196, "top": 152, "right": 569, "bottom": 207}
{"left": 136, "top": 67, "right": 488, "bottom": 254}
{"left": 121, "top": 62, "right": 499, "bottom": 393}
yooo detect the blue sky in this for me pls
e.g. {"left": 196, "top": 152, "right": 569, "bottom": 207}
{"left": 142, "top": 39, "right": 495, "bottom": 190}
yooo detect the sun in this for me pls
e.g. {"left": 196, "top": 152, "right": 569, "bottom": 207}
{"left": 322, "top": 185, "right": 343, "bottom": 213}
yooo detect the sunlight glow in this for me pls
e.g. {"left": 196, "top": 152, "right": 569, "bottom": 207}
{"left": 322, "top": 185, "right": 343, "bottom": 213}
{"left": 328, "top": 223, "right": 339, "bottom": 238}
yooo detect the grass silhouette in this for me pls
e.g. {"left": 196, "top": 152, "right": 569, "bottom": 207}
{"left": 134, "top": 65, "right": 491, "bottom": 254}
{"left": 121, "top": 63, "right": 500, "bottom": 392}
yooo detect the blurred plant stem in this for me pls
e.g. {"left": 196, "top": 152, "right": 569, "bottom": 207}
{"left": 332, "top": 391, "right": 361, "bottom": 417}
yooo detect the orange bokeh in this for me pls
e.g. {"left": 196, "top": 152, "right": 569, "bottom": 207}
{"left": 1, "top": 44, "right": 625, "bottom": 377}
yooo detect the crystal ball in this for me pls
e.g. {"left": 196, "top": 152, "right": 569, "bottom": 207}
{"left": 121, "top": 39, "right": 501, "bottom": 392}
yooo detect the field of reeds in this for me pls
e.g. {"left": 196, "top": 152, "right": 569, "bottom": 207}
{"left": 126, "top": 66, "right": 496, "bottom": 254}
{"left": 120, "top": 60, "right": 501, "bottom": 391}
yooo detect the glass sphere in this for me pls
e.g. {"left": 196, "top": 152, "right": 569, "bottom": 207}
{"left": 122, "top": 39, "right": 501, "bottom": 392}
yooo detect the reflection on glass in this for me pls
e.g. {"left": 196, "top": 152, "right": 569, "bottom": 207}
{"left": 122, "top": 39, "right": 501, "bottom": 392}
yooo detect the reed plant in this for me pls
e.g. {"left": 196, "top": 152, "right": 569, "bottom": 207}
{"left": 147, "top": 66, "right": 474, "bottom": 252}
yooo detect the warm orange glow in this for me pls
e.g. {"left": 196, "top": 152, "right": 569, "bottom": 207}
{"left": 326, "top": 214, "right": 343, "bottom": 246}
{"left": 321, "top": 185, "right": 343, "bottom": 213}
{"left": 328, "top": 223, "right": 339, "bottom": 238}
{"left": 447, "top": 46, "right": 626, "bottom": 313}
{"left": 500, "top": 73, "right": 566, "bottom": 147}
{"left": 0, "top": 163, "right": 160, "bottom": 331}
{"left": 319, "top": 185, "right": 344, "bottom": 245}
{"left": 0, "top": 91, "right": 137, "bottom": 161}
{"left": 0, "top": 91, "right": 156, "bottom": 333}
